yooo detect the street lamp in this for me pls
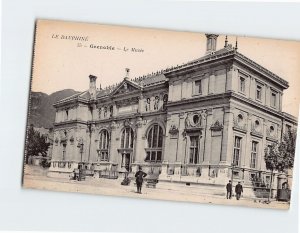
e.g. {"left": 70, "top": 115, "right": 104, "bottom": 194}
{"left": 77, "top": 141, "right": 84, "bottom": 164}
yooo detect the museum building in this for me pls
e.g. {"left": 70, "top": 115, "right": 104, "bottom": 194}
{"left": 48, "top": 35, "right": 297, "bottom": 197}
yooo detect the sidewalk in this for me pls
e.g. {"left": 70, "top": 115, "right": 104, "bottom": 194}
{"left": 23, "top": 172, "right": 290, "bottom": 210}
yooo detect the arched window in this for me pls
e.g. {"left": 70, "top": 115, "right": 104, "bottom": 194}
{"left": 145, "top": 124, "right": 164, "bottom": 162}
{"left": 121, "top": 127, "right": 134, "bottom": 149}
{"left": 98, "top": 130, "right": 109, "bottom": 161}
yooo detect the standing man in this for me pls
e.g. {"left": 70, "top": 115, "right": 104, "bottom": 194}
{"left": 226, "top": 180, "right": 232, "bottom": 199}
{"left": 135, "top": 166, "right": 147, "bottom": 194}
{"left": 235, "top": 181, "right": 243, "bottom": 200}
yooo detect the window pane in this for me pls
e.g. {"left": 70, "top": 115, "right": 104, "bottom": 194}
{"left": 194, "top": 148, "right": 198, "bottom": 164}
{"left": 145, "top": 152, "right": 150, "bottom": 161}
{"left": 157, "top": 151, "right": 162, "bottom": 161}
{"left": 151, "top": 151, "right": 156, "bottom": 161}
{"left": 271, "top": 93, "right": 276, "bottom": 107}
{"left": 121, "top": 130, "right": 125, "bottom": 148}
{"left": 125, "top": 128, "right": 129, "bottom": 148}
{"left": 240, "top": 77, "right": 245, "bottom": 92}
{"left": 158, "top": 126, "right": 163, "bottom": 147}
{"left": 195, "top": 80, "right": 202, "bottom": 94}
{"left": 130, "top": 128, "right": 134, "bottom": 148}
{"left": 189, "top": 149, "right": 194, "bottom": 163}
{"left": 148, "top": 128, "right": 153, "bottom": 148}
{"left": 256, "top": 86, "right": 262, "bottom": 100}
{"left": 153, "top": 125, "right": 158, "bottom": 148}
{"left": 99, "top": 133, "right": 103, "bottom": 149}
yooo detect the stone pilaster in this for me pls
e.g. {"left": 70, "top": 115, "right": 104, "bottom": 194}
{"left": 133, "top": 117, "right": 144, "bottom": 163}
{"left": 203, "top": 108, "right": 213, "bottom": 163}
{"left": 109, "top": 121, "right": 118, "bottom": 165}
{"left": 220, "top": 106, "right": 232, "bottom": 163}
{"left": 169, "top": 84, "right": 173, "bottom": 102}
{"left": 243, "top": 114, "right": 252, "bottom": 168}
{"left": 232, "top": 67, "right": 239, "bottom": 92}
{"left": 176, "top": 113, "right": 185, "bottom": 162}
{"left": 260, "top": 119, "right": 267, "bottom": 170}
{"left": 112, "top": 102, "right": 117, "bottom": 117}
{"left": 138, "top": 93, "right": 144, "bottom": 113}
{"left": 208, "top": 71, "right": 215, "bottom": 94}
{"left": 202, "top": 108, "right": 213, "bottom": 178}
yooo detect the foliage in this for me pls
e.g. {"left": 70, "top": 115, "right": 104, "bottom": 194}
{"left": 25, "top": 124, "right": 50, "bottom": 164}
{"left": 264, "top": 129, "right": 297, "bottom": 172}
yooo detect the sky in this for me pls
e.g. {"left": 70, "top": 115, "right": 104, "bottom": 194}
{"left": 32, "top": 20, "right": 300, "bottom": 117}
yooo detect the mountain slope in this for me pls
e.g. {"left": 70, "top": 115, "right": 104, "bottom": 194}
{"left": 29, "top": 89, "right": 79, "bottom": 128}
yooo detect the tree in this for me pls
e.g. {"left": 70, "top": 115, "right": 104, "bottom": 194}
{"left": 25, "top": 124, "right": 50, "bottom": 164}
{"left": 264, "top": 128, "right": 297, "bottom": 201}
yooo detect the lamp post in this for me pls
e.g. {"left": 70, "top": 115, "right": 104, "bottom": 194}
{"left": 77, "top": 140, "right": 84, "bottom": 164}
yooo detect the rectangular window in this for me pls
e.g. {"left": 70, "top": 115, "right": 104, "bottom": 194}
{"left": 250, "top": 141, "right": 258, "bottom": 168}
{"left": 189, "top": 136, "right": 199, "bottom": 164}
{"left": 233, "top": 136, "right": 242, "bottom": 166}
{"left": 256, "top": 85, "right": 262, "bottom": 100}
{"left": 62, "top": 144, "right": 66, "bottom": 160}
{"left": 239, "top": 77, "right": 245, "bottom": 93}
{"left": 194, "top": 80, "right": 202, "bottom": 95}
{"left": 286, "top": 124, "right": 292, "bottom": 134}
{"left": 271, "top": 92, "right": 277, "bottom": 107}
{"left": 65, "top": 110, "right": 69, "bottom": 120}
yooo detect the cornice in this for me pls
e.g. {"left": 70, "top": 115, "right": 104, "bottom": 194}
{"left": 230, "top": 92, "right": 285, "bottom": 119}
{"left": 234, "top": 52, "right": 289, "bottom": 89}
{"left": 167, "top": 92, "right": 231, "bottom": 108}
{"left": 54, "top": 120, "right": 88, "bottom": 128}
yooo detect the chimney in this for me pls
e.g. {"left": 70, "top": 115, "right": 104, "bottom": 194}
{"left": 124, "top": 68, "right": 130, "bottom": 80}
{"left": 89, "top": 74, "right": 97, "bottom": 100}
{"left": 205, "top": 34, "right": 219, "bottom": 54}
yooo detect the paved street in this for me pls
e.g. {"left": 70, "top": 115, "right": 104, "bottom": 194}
{"left": 23, "top": 166, "right": 289, "bottom": 210}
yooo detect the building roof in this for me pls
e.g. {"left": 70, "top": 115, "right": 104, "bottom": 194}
{"left": 55, "top": 43, "right": 289, "bottom": 105}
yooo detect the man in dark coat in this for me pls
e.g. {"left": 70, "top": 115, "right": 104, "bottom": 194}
{"left": 135, "top": 166, "right": 147, "bottom": 194}
{"left": 235, "top": 181, "right": 243, "bottom": 200}
{"left": 226, "top": 180, "right": 232, "bottom": 199}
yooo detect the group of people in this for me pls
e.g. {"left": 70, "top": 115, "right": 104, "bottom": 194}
{"left": 226, "top": 180, "right": 243, "bottom": 200}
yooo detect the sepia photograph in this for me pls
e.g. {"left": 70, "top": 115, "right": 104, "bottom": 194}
{"left": 23, "top": 19, "right": 300, "bottom": 210}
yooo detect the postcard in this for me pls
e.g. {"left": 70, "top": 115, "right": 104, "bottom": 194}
{"left": 23, "top": 19, "right": 300, "bottom": 209}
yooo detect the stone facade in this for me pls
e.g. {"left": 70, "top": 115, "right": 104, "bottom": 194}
{"left": 48, "top": 35, "right": 297, "bottom": 198}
